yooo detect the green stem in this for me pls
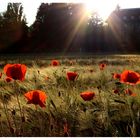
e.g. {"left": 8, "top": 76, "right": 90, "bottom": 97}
{"left": 14, "top": 81, "right": 24, "bottom": 136}
{"left": 0, "top": 117, "right": 3, "bottom": 136}
{"left": 1, "top": 94, "right": 13, "bottom": 135}
{"left": 16, "top": 93, "right": 23, "bottom": 118}
{"left": 126, "top": 85, "right": 136, "bottom": 136}
{"left": 98, "top": 88, "right": 104, "bottom": 125}
{"left": 35, "top": 105, "right": 42, "bottom": 136}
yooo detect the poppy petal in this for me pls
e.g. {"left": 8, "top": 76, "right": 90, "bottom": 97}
{"left": 20, "top": 64, "right": 27, "bottom": 81}
{"left": 24, "top": 91, "right": 33, "bottom": 100}
{"left": 4, "top": 64, "right": 12, "bottom": 74}
{"left": 39, "top": 91, "right": 47, "bottom": 103}
{"left": 24, "top": 90, "right": 47, "bottom": 108}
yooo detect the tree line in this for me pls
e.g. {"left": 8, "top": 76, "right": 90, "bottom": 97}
{"left": 0, "top": 3, "right": 139, "bottom": 54}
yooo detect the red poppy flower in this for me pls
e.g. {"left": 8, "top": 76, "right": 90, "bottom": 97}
{"left": 113, "top": 73, "right": 121, "bottom": 80}
{"left": 63, "top": 122, "right": 69, "bottom": 136}
{"left": 125, "top": 89, "right": 136, "bottom": 96}
{"left": 4, "top": 64, "right": 26, "bottom": 81}
{"left": 51, "top": 60, "right": 60, "bottom": 66}
{"left": 99, "top": 63, "right": 106, "bottom": 70}
{"left": 120, "top": 70, "right": 140, "bottom": 85}
{"left": 6, "top": 77, "right": 12, "bottom": 82}
{"left": 0, "top": 72, "right": 2, "bottom": 78}
{"left": 24, "top": 90, "right": 47, "bottom": 108}
{"left": 66, "top": 72, "right": 78, "bottom": 81}
{"left": 80, "top": 91, "right": 95, "bottom": 101}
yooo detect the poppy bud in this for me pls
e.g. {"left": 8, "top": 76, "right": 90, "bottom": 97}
{"left": 4, "top": 95, "right": 7, "bottom": 99}
{"left": 6, "top": 77, "right": 12, "bottom": 82}
{"left": 113, "top": 89, "right": 119, "bottom": 94}
{"left": 58, "top": 91, "right": 61, "bottom": 97}
{"left": 115, "top": 82, "right": 121, "bottom": 85}
{"left": 51, "top": 60, "right": 60, "bottom": 66}
{"left": 12, "top": 110, "right": 16, "bottom": 115}
{"left": 97, "top": 86, "right": 101, "bottom": 89}
{"left": 83, "top": 108, "right": 86, "bottom": 112}
{"left": 38, "top": 70, "right": 40, "bottom": 74}
{"left": 0, "top": 72, "right": 2, "bottom": 78}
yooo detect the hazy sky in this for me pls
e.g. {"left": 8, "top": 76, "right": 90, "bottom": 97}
{"left": 0, "top": 0, "right": 140, "bottom": 25}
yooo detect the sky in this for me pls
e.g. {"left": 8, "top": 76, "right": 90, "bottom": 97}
{"left": 0, "top": 0, "right": 140, "bottom": 26}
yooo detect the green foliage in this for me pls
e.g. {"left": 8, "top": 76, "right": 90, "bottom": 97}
{"left": 0, "top": 3, "right": 27, "bottom": 50}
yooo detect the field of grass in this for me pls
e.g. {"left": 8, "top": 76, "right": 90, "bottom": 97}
{"left": 1, "top": 54, "right": 140, "bottom": 137}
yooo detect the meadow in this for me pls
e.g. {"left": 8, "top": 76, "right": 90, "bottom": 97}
{"left": 0, "top": 54, "right": 140, "bottom": 137}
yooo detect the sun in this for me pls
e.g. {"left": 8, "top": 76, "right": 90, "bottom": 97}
{"left": 84, "top": 0, "right": 116, "bottom": 21}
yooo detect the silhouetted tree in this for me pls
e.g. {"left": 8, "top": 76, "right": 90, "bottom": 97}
{"left": 29, "top": 3, "right": 104, "bottom": 53}
{"left": 0, "top": 3, "right": 28, "bottom": 53}
{"left": 85, "top": 12, "right": 104, "bottom": 52}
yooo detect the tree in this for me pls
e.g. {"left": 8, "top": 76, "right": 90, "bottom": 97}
{"left": 85, "top": 11, "right": 104, "bottom": 52}
{"left": 0, "top": 3, "right": 28, "bottom": 53}
{"left": 29, "top": 3, "right": 105, "bottom": 53}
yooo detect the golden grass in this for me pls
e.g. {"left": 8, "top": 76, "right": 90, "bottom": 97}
{"left": 0, "top": 55, "right": 140, "bottom": 136}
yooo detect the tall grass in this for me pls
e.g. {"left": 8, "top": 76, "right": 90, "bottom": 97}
{"left": 0, "top": 55, "right": 140, "bottom": 136}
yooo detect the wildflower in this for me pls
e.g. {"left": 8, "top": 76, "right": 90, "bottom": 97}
{"left": 80, "top": 91, "right": 95, "bottom": 101}
{"left": 4, "top": 64, "right": 26, "bottom": 81}
{"left": 125, "top": 89, "right": 136, "bottom": 96}
{"left": 99, "top": 63, "right": 106, "bottom": 70}
{"left": 5, "top": 77, "right": 12, "bottom": 82}
{"left": 66, "top": 72, "right": 78, "bottom": 81}
{"left": 113, "top": 73, "right": 121, "bottom": 80}
{"left": 51, "top": 60, "right": 60, "bottom": 66}
{"left": 63, "top": 122, "right": 69, "bottom": 137}
{"left": 120, "top": 70, "right": 140, "bottom": 85}
{"left": 0, "top": 72, "right": 2, "bottom": 78}
{"left": 24, "top": 90, "right": 47, "bottom": 108}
